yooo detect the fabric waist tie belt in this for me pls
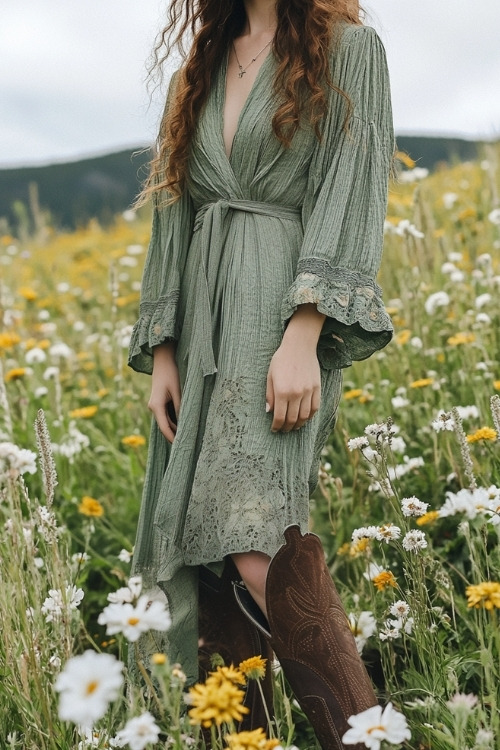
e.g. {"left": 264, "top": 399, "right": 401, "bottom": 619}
{"left": 192, "top": 198, "right": 302, "bottom": 377}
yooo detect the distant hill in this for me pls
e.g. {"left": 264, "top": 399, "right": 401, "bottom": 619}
{"left": 0, "top": 148, "right": 151, "bottom": 235}
{"left": 0, "top": 136, "right": 486, "bottom": 234}
{"left": 394, "top": 135, "right": 479, "bottom": 169}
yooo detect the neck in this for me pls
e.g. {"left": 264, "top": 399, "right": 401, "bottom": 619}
{"left": 242, "top": 0, "right": 277, "bottom": 36}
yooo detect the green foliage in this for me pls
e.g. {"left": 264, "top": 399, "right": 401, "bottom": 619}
{"left": 0, "top": 145, "right": 499, "bottom": 748}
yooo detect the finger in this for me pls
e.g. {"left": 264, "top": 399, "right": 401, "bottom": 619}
{"left": 293, "top": 394, "right": 313, "bottom": 431}
{"left": 149, "top": 402, "right": 175, "bottom": 444}
{"left": 266, "top": 369, "right": 274, "bottom": 413}
{"left": 282, "top": 398, "right": 301, "bottom": 432}
{"left": 271, "top": 393, "right": 287, "bottom": 432}
{"left": 171, "top": 383, "right": 182, "bottom": 422}
{"left": 310, "top": 385, "right": 321, "bottom": 416}
{"left": 166, "top": 412, "right": 177, "bottom": 435}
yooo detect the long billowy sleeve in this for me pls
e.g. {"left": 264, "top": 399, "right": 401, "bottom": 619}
{"left": 281, "top": 25, "right": 395, "bottom": 370}
{"left": 128, "top": 80, "right": 195, "bottom": 375}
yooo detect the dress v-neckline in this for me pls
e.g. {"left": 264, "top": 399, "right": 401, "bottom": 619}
{"left": 221, "top": 46, "right": 273, "bottom": 163}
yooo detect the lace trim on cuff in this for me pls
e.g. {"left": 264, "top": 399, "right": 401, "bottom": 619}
{"left": 128, "top": 291, "right": 179, "bottom": 374}
{"left": 281, "top": 258, "right": 393, "bottom": 369}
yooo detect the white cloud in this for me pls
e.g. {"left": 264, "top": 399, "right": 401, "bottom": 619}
{"left": 1, "top": 0, "right": 499, "bottom": 166}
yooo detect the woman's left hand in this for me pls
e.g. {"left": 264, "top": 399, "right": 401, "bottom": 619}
{"left": 266, "top": 338, "right": 321, "bottom": 431}
{"left": 266, "top": 303, "right": 325, "bottom": 432}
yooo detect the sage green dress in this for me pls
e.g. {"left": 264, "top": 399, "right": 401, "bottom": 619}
{"left": 128, "top": 24, "right": 394, "bottom": 684}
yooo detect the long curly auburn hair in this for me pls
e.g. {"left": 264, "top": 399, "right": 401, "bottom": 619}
{"left": 140, "top": 0, "right": 361, "bottom": 203}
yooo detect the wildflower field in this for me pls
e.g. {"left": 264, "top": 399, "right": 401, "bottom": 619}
{"left": 1, "top": 144, "right": 499, "bottom": 750}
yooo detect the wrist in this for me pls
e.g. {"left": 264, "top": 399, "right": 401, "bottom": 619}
{"left": 283, "top": 304, "right": 325, "bottom": 347}
{"left": 153, "top": 340, "right": 177, "bottom": 359}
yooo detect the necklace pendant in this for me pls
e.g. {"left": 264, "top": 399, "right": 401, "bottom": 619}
{"left": 238, "top": 70, "right": 246, "bottom": 78}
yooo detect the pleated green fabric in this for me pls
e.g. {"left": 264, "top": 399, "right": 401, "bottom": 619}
{"left": 127, "top": 23, "right": 394, "bottom": 684}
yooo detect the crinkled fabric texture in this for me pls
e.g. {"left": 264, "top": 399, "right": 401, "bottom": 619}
{"left": 127, "top": 23, "right": 394, "bottom": 685}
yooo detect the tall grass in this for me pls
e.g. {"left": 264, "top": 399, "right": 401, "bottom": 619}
{"left": 0, "top": 145, "right": 499, "bottom": 748}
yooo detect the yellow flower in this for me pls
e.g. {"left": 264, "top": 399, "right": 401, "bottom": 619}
{"left": 69, "top": 405, "right": 98, "bottom": 419}
{"left": 210, "top": 665, "right": 246, "bottom": 686}
{"left": 18, "top": 286, "right": 37, "bottom": 301}
{"left": 225, "top": 728, "right": 279, "bottom": 750}
{"left": 466, "top": 427, "right": 497, "bottom": 443}
{"left": 337, "top": 542, "right": 352, "bottom": 556}
{"left": 447, "top": 332, "right": 475, "bottom": 347}
{"left": 239, "top": 656, "right": 267, "bottom": 681}
{"left": 359, "top": 394, "right": 374, "bottom": 404}
{"left": 409, "top": 377, "right": 434, "bottom": 389}
{"left": 344, "top": 389, "right": 363, "bottom": 400}
{"left": 121, "top": 435, "right": 146, "bottom": 448}
{"left": 385, "top": 306, "right": 400, "bottom": 316}
{"left": 372, "top": 571, "right": 397, "bottom": 592}
{"left": 97, "top": 388, "right": 109, "bottom": 398}
{"left": 494, "top": 380, "right": 500, "bottom": 391}
{"left": 78, "top": 496, "right": 104, "bottom": 517}
{"left": 350, "top": 537, "right": 371, "bottom": 557}
{"left": 0, "top": 332, "right": 21, "bottom": 349}
{"left": 416, "top": 511, "right": 440, "bottom": 526}
{"left": 151, "top": 653, "right": 167, "bottom": 665}
{"left": 5, "top": 367, "right": 26, "bottom": 382}
{"left": 466, "top": 582, "right": 500, "bottom": 610}
{"left": 395, "top": 329, "right": 411, "bottom": 346}
{"left": 188, "top": 678, "right": 249, "bottom": 727}
{"left": 457, "top": 207, "right": 476, "bottom": 222}
{"left": 395, "top": 150, "right": 416, "bottom": 169}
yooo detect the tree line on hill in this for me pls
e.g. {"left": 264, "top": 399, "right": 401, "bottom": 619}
{"left": 0, "top": 136, "right": 483, "bottom": 237}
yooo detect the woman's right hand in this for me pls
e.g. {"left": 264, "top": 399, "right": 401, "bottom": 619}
{"left": 148, "top": 342, "right": 181, "bottom": 444}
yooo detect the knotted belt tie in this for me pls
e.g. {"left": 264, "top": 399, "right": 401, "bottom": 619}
{"left": 192, "top": 198, "right": 302, "bottom": 377}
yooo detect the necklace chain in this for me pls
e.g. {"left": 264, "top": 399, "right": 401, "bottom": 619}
{"left": 232, "top": 38, "right": 273, "bottom": 79}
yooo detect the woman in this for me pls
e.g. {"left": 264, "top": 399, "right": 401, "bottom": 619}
{"left": 128, "top": 0, "right": 394, "bottom": 746}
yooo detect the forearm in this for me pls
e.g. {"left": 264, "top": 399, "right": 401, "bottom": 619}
{"left": 282, "top": 303, "right": 326, "bottom": 350}
{"left": 153, "top": 340, "right": 177, "bottom": 361}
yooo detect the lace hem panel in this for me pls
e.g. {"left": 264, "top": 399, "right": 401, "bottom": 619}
{"left": 127, "top": 291, "right": 179, "bottom": 375}
{"left": 281, "top": 258, "right": 393, "bottom": 369}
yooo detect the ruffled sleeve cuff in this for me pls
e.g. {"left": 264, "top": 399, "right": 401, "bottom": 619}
{"left": 127, "top": 291, "right": 179, "bottom": 375}
{"left": 281, "top": 258, "right": 393, "bottom": 370}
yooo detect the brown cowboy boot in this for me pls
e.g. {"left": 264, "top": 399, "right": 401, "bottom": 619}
{"left": 234, "top": 525, "right": 377, "bottom": 750}
{"left": 198, "top": 558, "right": 274, "bottom": 735}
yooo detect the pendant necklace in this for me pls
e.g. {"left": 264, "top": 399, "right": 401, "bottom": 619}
{"left": 232, "top": 38, "right": 273, "bottom": 78}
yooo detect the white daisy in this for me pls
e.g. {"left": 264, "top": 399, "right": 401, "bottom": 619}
{"left": 446, "top": 692, "right": 478, "bottom": 713}
{"left": 42, "top": 584, "right": 84, "bottom": 622}
{"left": 113, "top": 712, "right": 160, "bottom": 750}
{"left": 55, "top": 651, "right": 124, "bottom": 729}
{"left": 347, "top": 436, "right": 369, "bottom": 451}
{"left": 424, "top": 291, "right": 449, "bottom": 316}
{"left": 348, "top": 611, "right": 377, "bottom": 654}
{"left": 375, "top": 524, "right": 401, "bottom": 543}
{"left": 363, "top": 562, "right": 385, "bottom": 581}
{"left": 118, "top": 548, "right": 133, "bottom": 563}
{"left": 488, "top": 208, "right": 500, "bottom": 225}
{"left": 352, "top": 526, "right": 379, "bottom": 543}
{"left": 342, "top": 702, "right": 411, "bottom": 749}
{"left": 401, "top": 496, "right": 429, "bottom": 517}
{"left": 98, "top": 595, "right": 171, "bottom": 642}
{"left": 25, "top": 347, "right": 47, "bottom": 364}
{"left": 431, "top": 412, "right": 454, "bottom": 432}
{"left": 389, "top": 600, "right": 410, "bottom": 619}
{"left": 107, "top": 575, "right": 143, "bottom": 604}
{"left": 439, "top": 487, "right": 492, "bottom": 520}
{"left": 402, "top": 530, "right": 428, "bottom": 553}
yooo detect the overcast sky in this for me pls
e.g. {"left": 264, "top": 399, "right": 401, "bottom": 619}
{"left": 1, "top": 0, "right": 499, "bottom": 167}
